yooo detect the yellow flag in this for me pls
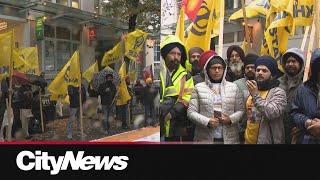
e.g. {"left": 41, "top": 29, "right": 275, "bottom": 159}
{"left": 0, "top": 31, "right": 13, "bottom": 67}
{"left": 82, "top": 61, "right": 98, "bottom": 83}
{"left": 48, "top": 50, "right": 81, "bottom": 98}
{"left": 124, "top": 29, "right": 148, "bottom": 61}
{"left": 175, "top": 8, "right": 185, "bottom": 42}
{"left": 185, "top": 0, "right": 224, "bottom": 52}
{"left": 101, "top": 42, "right": 124, "bottom": 66}
{"left": 229, "top": 0, "right": 270, "bottom": 21}
{"left": 50, "top": 94, "right": 70, "bottom": 105}
{"left": 116, "top": 62, "right": 131, "bottom": 106}
{"left": 13, "top": 47, "right": 40, "bottom": 75}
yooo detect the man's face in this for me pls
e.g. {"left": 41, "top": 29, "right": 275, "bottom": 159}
{"left": 189, "top": 52, "right": 201, "bottom": 63}
{"left": 245, "top": 64, "right": 255, "bottom": 80}
{"left": 165, "top": 47, "right": 181, "bottom": 71}
{"left": 229, "top": 50, "right": 241, "bottom": 63}
{"left": 106, "top": 76, "right": 113, "bottom": 81}
{"left": 208, "top": 64, "right": 224, "bottom": 81}
{"left": 285, "top": 56, "right": 301, "bottom": 77}
{"left": 255, "top": 65, "right": 272, "bottom": 82}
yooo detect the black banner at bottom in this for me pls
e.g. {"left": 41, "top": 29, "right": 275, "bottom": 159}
{"left": 0, "top": 143, "right": 318, "bottom": 179}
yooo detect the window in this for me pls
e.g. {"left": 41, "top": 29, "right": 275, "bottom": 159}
{"left": 56, "top": 41, "right": 71, "bottom": 71}
{"left": 225, "top": 0, "right": 234, "bottom": 10}
{"left": 44, "top": 40, "right": 55, "bottom": 71}
{"left": 44, "top": 25, "right": 55, "bottom": 38}
{"left": 72, "top": 0, "right": 80, "bottom": 8}
{"left": 154, "top": 41, "right": 160, "bottom": 62}
{"left": 56, "top": 0, "right": 68, "bottom": 6}
{"left": 237, "top": 31, "right": 244, "bottom": 42}
{"left": 223, "top": 32, "right": 235, "bottom": 44}
{"left": 56, "top": 26, "right": 70, "bottom": 40}
{"left": 72, "top": 29, "right": 81, "bottom": 41}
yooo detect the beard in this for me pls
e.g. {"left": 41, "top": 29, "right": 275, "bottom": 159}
{"left": 230, "top": 62, "right": 243, "bottom": 74}
{"left": 191, "top": 61, "right": 201, "bottom": 75}
{"left": 246, "top": 72, "right": 255, "bottom": 80}
{"left": 285, "top": 67, "right": 300, "bottom": 77}
{"left": 256, "top": 76, "right": 279, "bottom": 90}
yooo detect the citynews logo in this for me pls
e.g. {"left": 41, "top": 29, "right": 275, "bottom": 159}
{"left": 16, "top": 151, "right": 129, "bottom": 175}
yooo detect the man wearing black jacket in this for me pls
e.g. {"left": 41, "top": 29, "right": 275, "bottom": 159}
{"left": 67, "top": 84, "right": 86, "bottom": 140}
{"left": 99, "top": 75, "right": 117, "bottom": 135}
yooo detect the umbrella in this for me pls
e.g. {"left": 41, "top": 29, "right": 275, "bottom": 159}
{"left": 92, "top": 67, "right": 120, "bottom": 91}
{"left": 12, "top": 71, "right": 29, "bottom": 85}
{"left": 25, "top": 74, "right": 47, "bottom": 88}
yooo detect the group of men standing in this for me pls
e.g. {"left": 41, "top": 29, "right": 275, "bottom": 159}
{"left": 159, "top": 34, "right": 320, "bottom": 144}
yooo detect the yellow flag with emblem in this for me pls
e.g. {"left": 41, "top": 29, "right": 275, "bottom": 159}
{"left": 82, "top": 61, "right": 98, "bottom": 83}
{"left": 13, "top": 47, "right": 40, "bottom": 75}
{"left": 101, "top": 42, "right": 124, "bottom": 66}
{"left": 50, "top": 94, "right": 70, "bottom": 104}
{"left": 116, "top": 62, "right": 131, "bottom": 106}
{"left": 124, "top": 29, "right": 148, "bottom": 61}
{"left": 185, "top": 0, "right": 224, "bottom": 52}
{"left": 175, "top": 8, "right": 185, "bottom": 43}
{"left": 48, "top": 50, "right": 81, "bottom": 103}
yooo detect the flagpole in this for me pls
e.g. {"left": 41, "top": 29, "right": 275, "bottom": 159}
{"left": 36, "top": 44, "right": 45, "bottom": 133}
{"left": 303, "top": 0, "right": 319, "bottom": 82}
{"left": 241, "top": 0, "right": 250, "bottom": 53}
{"left": 218, "top": 0, "right": 225, "bottom": 56}
{"left": 301, "top": 26, "right": 310, "bottom": 51}
{"left": 6, "top": 30, "right": 14, "bottom": 141}
{"left": 78, "top": 50, "right": 84, "bottom": 140}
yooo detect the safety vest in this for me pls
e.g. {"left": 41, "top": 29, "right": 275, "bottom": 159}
{"left": 161, "top": 64, "right": 194, "bottom": 137}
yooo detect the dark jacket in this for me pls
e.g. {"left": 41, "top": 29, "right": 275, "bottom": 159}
{"left": 0, "top": 79, "right": 8, "bottom": 104}
{"left": 13, "top": 85, "right": 33, "bottom": 109}
{"left": 291, "top": 48, "right": 320, "bottom": 144}
{"left": 143, "top": 84, "right": 158, "bottom": 106}
{"left": 68, "top": 85, "right": 87, "bottom": 108}
{"left": 134, "top": 83, "right": 144, "bottom": 102}
{"left": 99, "top": 81, "right": 117, "bottom": 107}
{"left": 87, "top": 84, "right": 99, "bottom": 98}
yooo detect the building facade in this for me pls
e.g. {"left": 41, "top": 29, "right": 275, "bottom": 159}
{"left": 0, "top": 0, "right": 125, "bottom": 81}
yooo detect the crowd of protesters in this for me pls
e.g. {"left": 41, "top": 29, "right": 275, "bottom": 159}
{"left": 160, "top": 34, "right": 320, "bottom": 144}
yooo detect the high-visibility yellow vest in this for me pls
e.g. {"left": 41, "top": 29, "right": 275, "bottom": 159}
{"left": 161, "top": 64, "right": 194, "bottom": 137}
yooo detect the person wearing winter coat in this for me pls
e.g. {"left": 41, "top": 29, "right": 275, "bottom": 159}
{"left": 187, "top": 54, "right": 244, "bottom": 144}
{"left": 278, "top": 48, "right": 306, "bottom": 144}
{"left": 291, "top": 48, "right": 320, "bottom": 144}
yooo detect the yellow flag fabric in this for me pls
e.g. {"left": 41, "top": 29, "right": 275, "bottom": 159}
{"left": 185, "top": 0, "right": 224, "bottom": 52}
{"left": 124, "top": 29, "right": 148, "bottom": 61}
{"left": 175, "top": 8, "right": 185, "bottom": 43}
{"left": 101, "top": 42, "right": 124, "bottom": 66}
{"left": 229, "top": 0, "right": 270, "bottom": 21}
{"left": 13, "top": 47, "right": 40, "bottom": 75}
{"left": 0, "top": 31, "right": 13, "bottom": 67}
{"left": 82, "top": 62, "right": 98, "bottom": 83}
{"left": 261, "top": 0, "right": 314, "bottom": 72}
{"left": 116, "top": 62, "right": 131, "bottom": 106}
{"left": 48, "top": 50, "right": 81, "bottom": 102}
{"left": 50, "top": 94, "right": 70, "bottom": 104}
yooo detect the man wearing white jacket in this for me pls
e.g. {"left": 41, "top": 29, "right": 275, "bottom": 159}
{"left": 187, "top": 52, "right": 244, "bottom": 144}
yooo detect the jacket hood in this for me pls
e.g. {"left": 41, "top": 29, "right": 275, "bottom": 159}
{"left": 310, "top": 48, "right": 320, "bottom": 82}
{"left": 160, "top": 35, "right": 187, "bottom": 68}
{"left": 203, "top": 55, "right": 228, "bottom": 87}
{"left": 281, "top": 48, "right": 306, "bottom": 77}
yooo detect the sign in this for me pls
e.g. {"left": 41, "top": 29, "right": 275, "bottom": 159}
{"left": 88, "top": 27, "right": 96, "bottom": 46}
{"left": 0, "top": 21, "right": 7, "bottom": 31}
{"left": 35, "top": 17, "right": 44, "bottom": 41}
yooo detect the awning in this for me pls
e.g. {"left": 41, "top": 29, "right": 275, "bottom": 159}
{"left": 0, "top": 0, "right": 126, "bottom": 29}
